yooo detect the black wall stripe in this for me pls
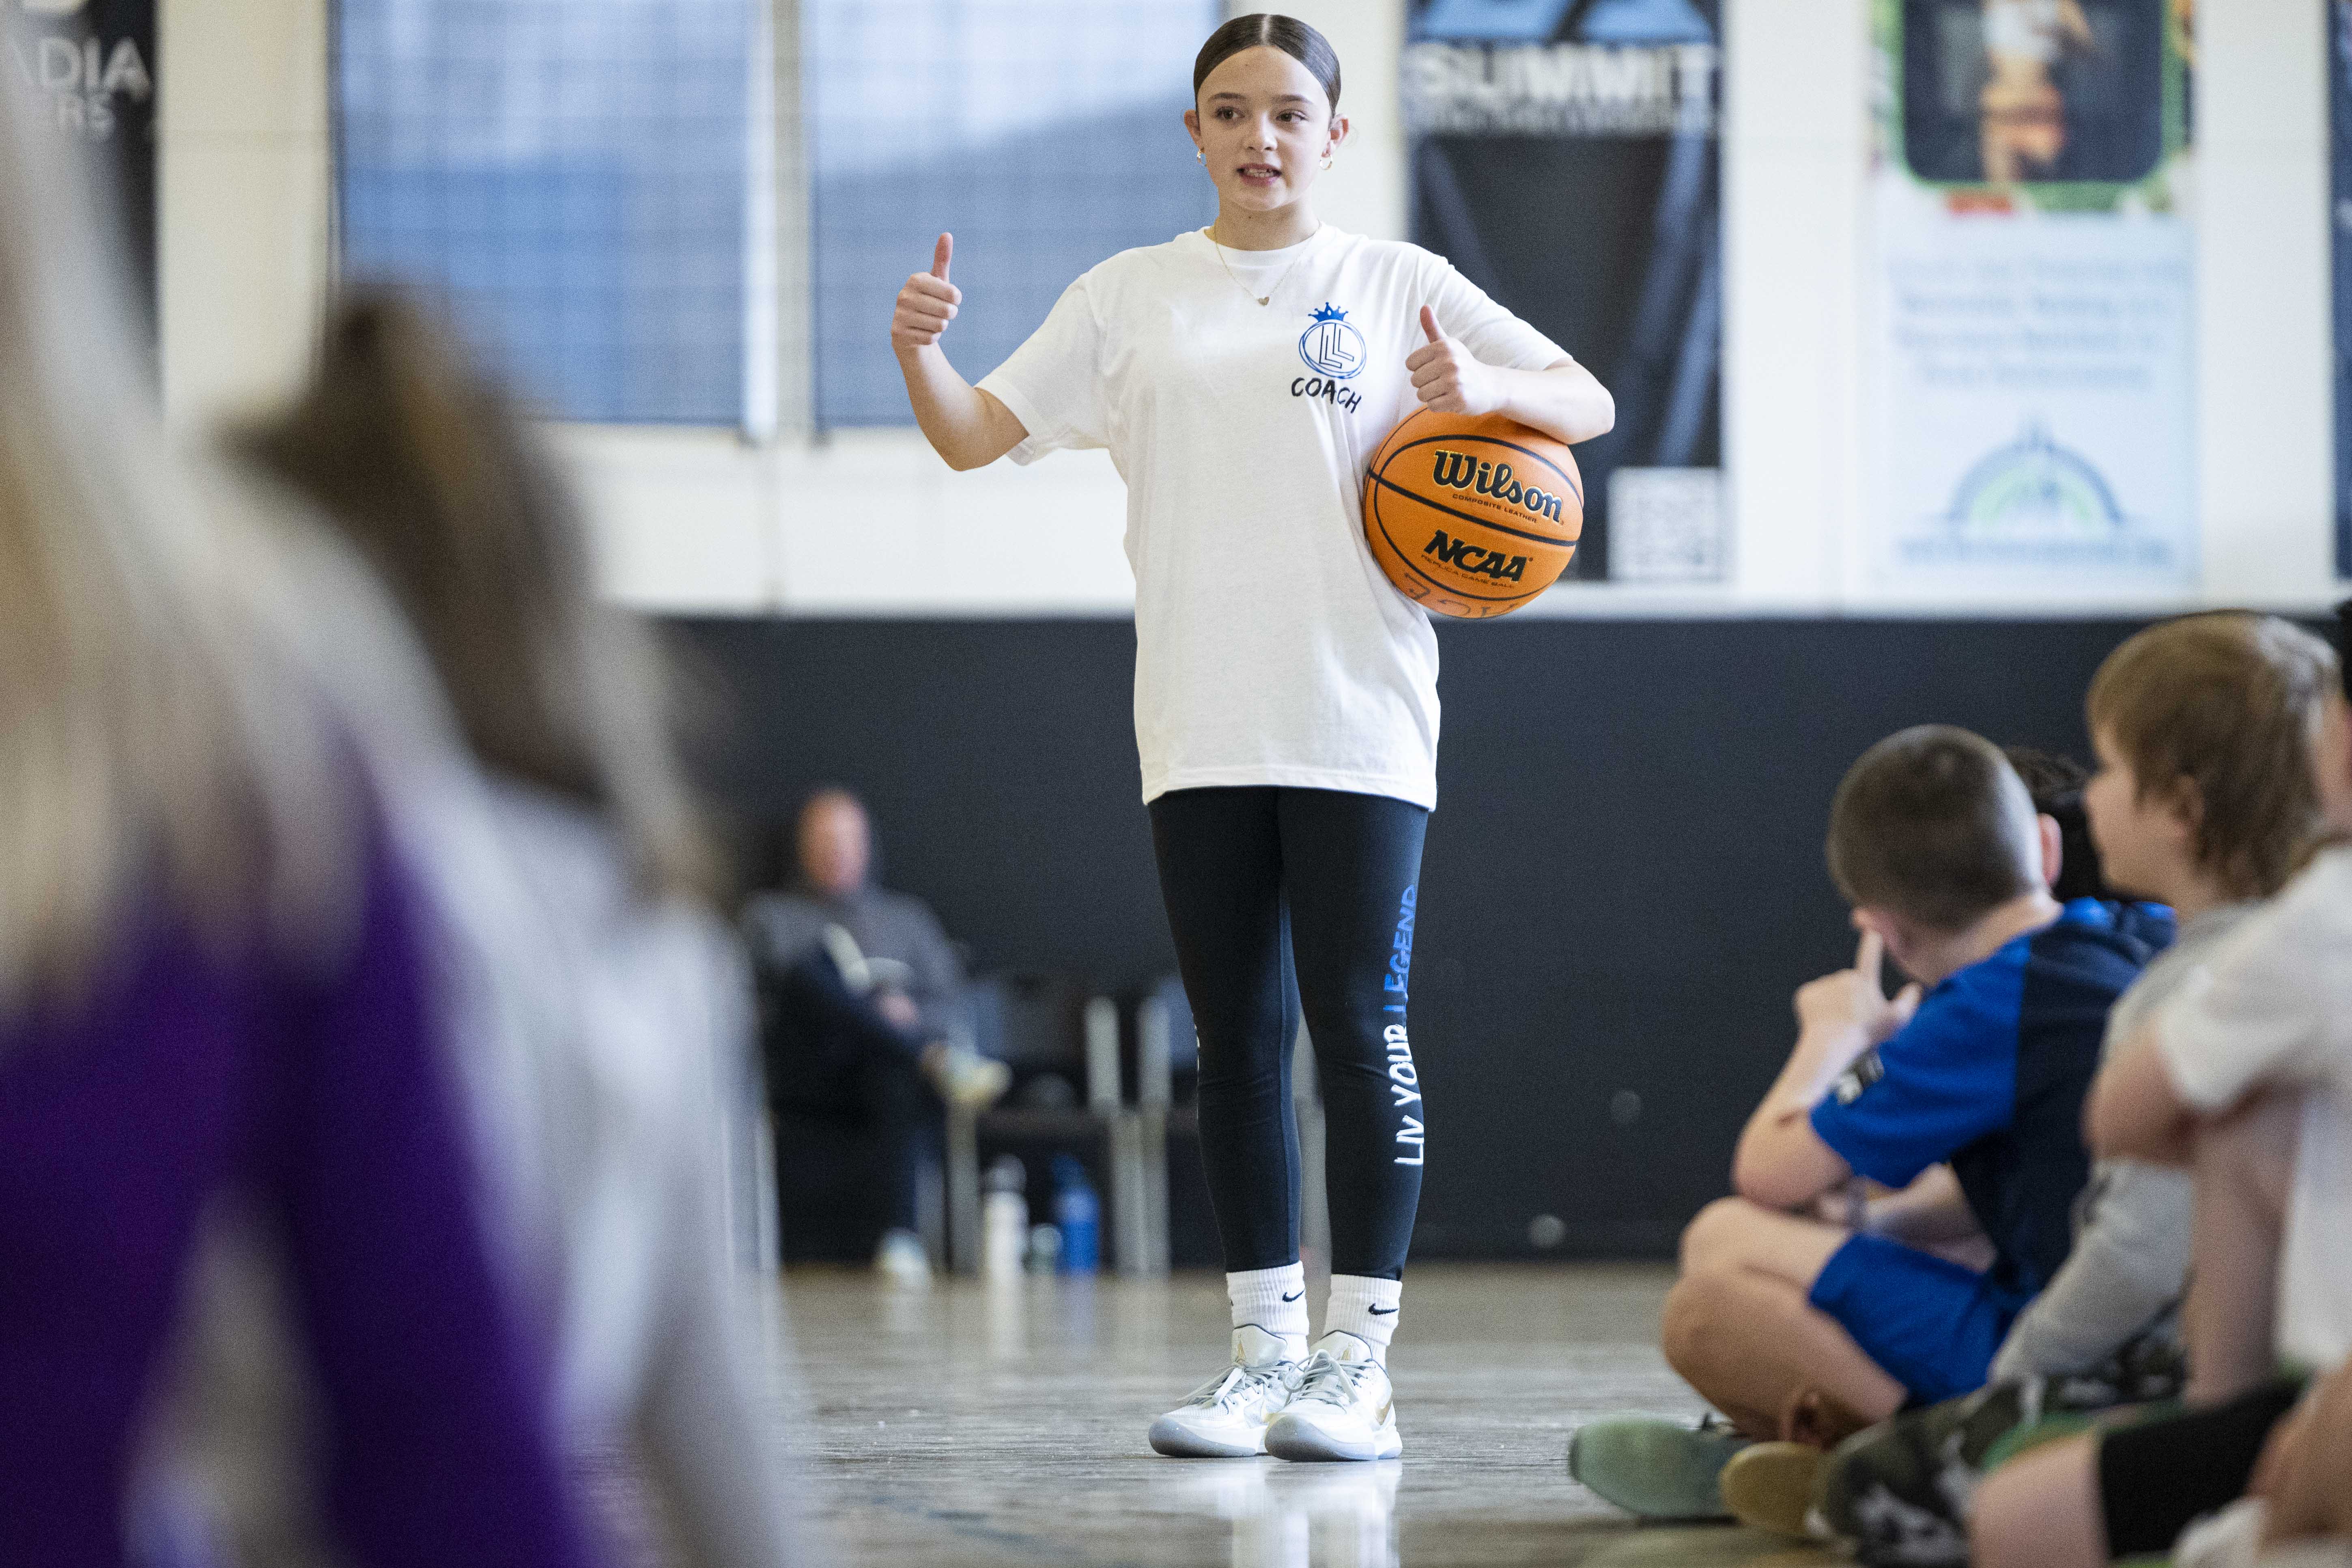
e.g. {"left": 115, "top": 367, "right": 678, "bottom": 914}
{"left": 675, "top": 614, "right": 2180, "bottom": 1260}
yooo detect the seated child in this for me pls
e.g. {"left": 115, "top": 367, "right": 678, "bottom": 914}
{"left": 1816, "top": 613, "right": 2336, "bottom": 1562}
{"left": 1569, "top": 725, "right": 2158, "bottom": 1519}
{"left": 1814, "top": 748, "right": 2160, "bottom": 1293}
{"left": 1972, "top": 629, "right": 2352, "bottom": 1568}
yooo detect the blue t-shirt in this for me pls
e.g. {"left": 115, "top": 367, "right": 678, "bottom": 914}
{"left": 1810, "top": 900, "right": 2165, "bottom": 1301}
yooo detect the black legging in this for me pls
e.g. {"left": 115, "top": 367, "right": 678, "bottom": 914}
{"left": 1148, "top": 786, "right": 1429, "bottom": 1281}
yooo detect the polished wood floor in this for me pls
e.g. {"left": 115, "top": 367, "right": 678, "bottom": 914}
{"left": 776, "top": 1262, "right": 1840, "bottom": 1566}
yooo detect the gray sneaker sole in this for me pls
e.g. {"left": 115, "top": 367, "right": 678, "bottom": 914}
{"left": 1265, "top": 1415, "right": 1402, "bottom": 1463}
{"left": 1148, "top": 1415, "right": 1266, "bottom": 1459}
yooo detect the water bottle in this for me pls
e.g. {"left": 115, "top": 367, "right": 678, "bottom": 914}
{"left": 1026, "top": 1222, "right": 1063, "bottom": 1273}
{"left": 981, "top": 1155, "right": 1028, "bottom": 1282}
{"left": 1052, "top": 1154, "right": 1099, "bottom": 1275}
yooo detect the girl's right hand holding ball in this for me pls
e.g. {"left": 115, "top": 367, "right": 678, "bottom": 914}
{"left": 892, "top": 232, "right": 961, "bottom": 353}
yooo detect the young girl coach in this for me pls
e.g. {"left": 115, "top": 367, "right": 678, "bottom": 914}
{"left": 889, "top": 12, "right": 1613, "bottom": 1463}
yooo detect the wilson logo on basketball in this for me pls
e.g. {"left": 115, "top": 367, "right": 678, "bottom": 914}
{"left": 1423, "top": 530, "right": 1529, "bottom": 583}
{"left": 1362, "top": 408, "right": 1581, "bottom": 621}
{"left": 1429, "top": 450, "right": 1566, "bottom": 523}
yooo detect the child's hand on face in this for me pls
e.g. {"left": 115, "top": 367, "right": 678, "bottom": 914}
{"left": 1794, "top": 930, "right": 1923, "bottom": 1044}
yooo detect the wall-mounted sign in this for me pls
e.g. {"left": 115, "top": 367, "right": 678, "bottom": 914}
{"left": 1403, "top": 0, "right": 1724, "bottom": 584}
{"left": 4, "top": 0, "right": 157, "bottom": 336}
{"left": 1866, "top": 0, "right": 2196, "bottom": 595}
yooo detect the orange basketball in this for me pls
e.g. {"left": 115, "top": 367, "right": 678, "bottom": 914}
{"left": 1362, "top": 409, "right": 1583, "bottom": 619}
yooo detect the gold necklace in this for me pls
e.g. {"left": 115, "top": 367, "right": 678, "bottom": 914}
{"left": 1208, "top": 224, "right": 1315, "bottom": 307}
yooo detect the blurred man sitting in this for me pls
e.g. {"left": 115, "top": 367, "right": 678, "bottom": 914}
{"left": 745, "top": 788, "right": 1007, "bottom": 1283}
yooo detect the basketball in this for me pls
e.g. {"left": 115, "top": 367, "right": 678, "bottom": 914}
{"left": 1362, "top": 409, "right": 1583, "bottom": 619}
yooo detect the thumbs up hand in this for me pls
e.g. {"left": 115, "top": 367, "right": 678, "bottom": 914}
{"left": 892, "top": 232, "right": 964, "bottom": 353}
{"left": 1405, "top": 304, "right": 1500, "bottom": 416}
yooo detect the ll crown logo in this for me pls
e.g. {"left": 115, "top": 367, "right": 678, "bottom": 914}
{"left": 1298, "top": 302, "right": 1366, "bottom": 381}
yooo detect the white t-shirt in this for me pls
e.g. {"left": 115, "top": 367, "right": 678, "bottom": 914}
{"left": 976, "top": 225, "right": 1569, "bottom": 809}
{"left": 2156, "top": 846, "right": 2352, "bottom": 1372}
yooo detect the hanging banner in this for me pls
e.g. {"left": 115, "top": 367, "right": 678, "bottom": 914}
{"left": 1403, "top": 0, "right": 1724, "bottom": 584}
{"left": 1866, "top": 0, "right": 2195, "bottom": 596}
{"left": 4, "top": 0, "right": 158, "bottom": 334}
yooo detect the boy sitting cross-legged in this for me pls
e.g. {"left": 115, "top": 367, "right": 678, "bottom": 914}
{"left": 1570, "top": 726, "right": 2160, "bottom": 1520}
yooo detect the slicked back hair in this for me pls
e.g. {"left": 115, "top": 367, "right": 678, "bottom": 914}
{"left": 1193, "top": 13, "right": 1341, "bottom": 111}
{"left": 1827, "top": 726, "right": 2042, "bottom": 932}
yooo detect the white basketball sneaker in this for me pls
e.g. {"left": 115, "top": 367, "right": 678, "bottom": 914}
{"left": 1265, "top": 1333, "right": 1402, "bottom": 1462}
{"left": 1148, "top": 1325, "right": 1305, "bottom": 1458}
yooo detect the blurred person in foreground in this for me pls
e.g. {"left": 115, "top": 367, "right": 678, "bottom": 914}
{"left": 220, "top": 290, "right": 813, "bottom": 1567}
{"left": 743, "top": 789, "right": 1007, "bottom": 1284}
{"left": 0, "top": 74, "right": 594, "bottom": 1568}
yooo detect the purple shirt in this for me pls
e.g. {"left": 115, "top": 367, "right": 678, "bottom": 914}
{"left": 0, "top": 829, "right": 597, "bottom": 1568}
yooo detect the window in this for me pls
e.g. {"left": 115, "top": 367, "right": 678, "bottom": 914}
{"left": 807, "top": 0, "right": 1218, "bottom": 427}
{"left": 335, "top": 0, "right": 763, "bottom": 425}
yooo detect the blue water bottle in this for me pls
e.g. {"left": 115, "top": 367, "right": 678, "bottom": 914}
{"left": 1052, "top": 1155, "right": 1099, "bottom": 1274}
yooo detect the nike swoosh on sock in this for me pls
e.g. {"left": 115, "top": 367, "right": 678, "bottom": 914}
{"left": 1282, "top": 1291, "right": 1303, "bottom": 1302}
{"left": 1368, "top": 1304, "right": 1397, "bottom": 1315}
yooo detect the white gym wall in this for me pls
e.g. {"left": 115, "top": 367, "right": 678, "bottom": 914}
{"left": 157, "top": 0, "right": 2335, "bottom": 618}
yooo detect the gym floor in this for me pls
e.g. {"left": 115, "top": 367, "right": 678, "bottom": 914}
{"left": 779, "top": 1262, "right": 1841, "bottom": 1566}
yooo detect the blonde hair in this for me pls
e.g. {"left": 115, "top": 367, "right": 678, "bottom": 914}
{"left": 2086, "top": 612, "right": 2337, "bottom": 899}
{"left": 0, "top": 82, "right": 349, "bottom": 1002}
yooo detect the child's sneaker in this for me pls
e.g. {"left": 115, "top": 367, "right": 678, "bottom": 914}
{"left": 1149, "top": 1325, "right": 1304, "bottom": 1458}
{"left": 1264, "top": 1334, "right": 1401, "bottom": 1462}
{"left": 1719, "top": 1441, "right": 1828, "bottom": 1538}
{"left": 1567, "top": 1413, "right": 1747, "bottom": 1520}
{"left": 1815, "top": 1379, "right": 2037, "bottom": 1566}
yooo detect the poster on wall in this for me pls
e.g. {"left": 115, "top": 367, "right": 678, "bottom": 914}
{"left": 4, "top": 0, "right": 157, "bottom": 335}
{"left": 1402, "top": 0, "right": 1724, "bottom": 584}
{"left": 2333, "top": 0, "right": 2352, "bottom": 578}
{"left": 1866, "top": 0, "right": 2196, "bottom": 597}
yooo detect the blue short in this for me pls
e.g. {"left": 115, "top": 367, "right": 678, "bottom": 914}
{"left": 1808, "top": 1232, "right": 2026, "bottom": 1405}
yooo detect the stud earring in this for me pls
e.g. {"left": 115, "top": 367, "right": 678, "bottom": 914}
{"left": 1196, "top": 148, "right": 1205, "bottom": 163}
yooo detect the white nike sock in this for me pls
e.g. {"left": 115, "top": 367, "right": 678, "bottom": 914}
{"left": 1323, "top": 1274, "right": 1401, "bottom": 1362}
{"left": 1228, "top": 1263, "right": 1310, "bottom": 1357}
